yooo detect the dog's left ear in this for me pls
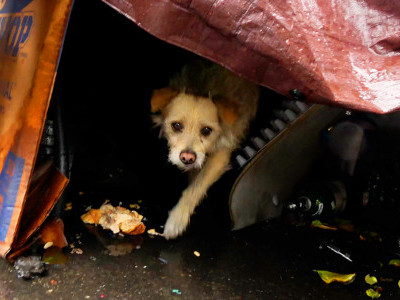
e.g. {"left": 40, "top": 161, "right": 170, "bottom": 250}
{"left": 214, "top": 98, "right": 239, "bottom": 126}
{"left": 151, "top": 87, "right": 178, "bottom": 113}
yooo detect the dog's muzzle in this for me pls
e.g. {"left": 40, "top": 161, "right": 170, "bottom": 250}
{"left": 179, "top": 150, "right": 196, "bottom": 165}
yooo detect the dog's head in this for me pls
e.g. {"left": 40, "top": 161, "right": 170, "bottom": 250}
{"left": 151, "top": 88, "right": 238, "bottom": 171}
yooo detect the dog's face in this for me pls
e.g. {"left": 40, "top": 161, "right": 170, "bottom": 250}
{"left": 160, "top": 93, "right": 222, "bottom": 171}
{"left": 151, "top": 88, "right": 239, "bottom": 171}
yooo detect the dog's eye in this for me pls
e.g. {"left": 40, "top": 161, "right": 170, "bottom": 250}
{"left": 171, "top": 122, "right": 183, "bottom": 132}
{"left": 201, "top": 127, "right": 212, "bottom": 137}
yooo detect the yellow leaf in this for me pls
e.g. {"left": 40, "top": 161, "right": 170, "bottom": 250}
{"left": 311, "top": 220, "right": 337, "bottom": 231}
{"left": 314, "top": 270, "right": 356, "bottom": 284}
{"left": 388, "top": 259, "right": 400, "bottom": 267}
{"left": 366, "top": 288, "right": 381, "bottom": 298}
{"left": 365, "top": 274, "right": 378, "bottom": 285}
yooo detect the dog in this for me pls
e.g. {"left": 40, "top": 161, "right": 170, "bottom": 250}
{"left": 151, "top": 61, "right": 259, "bottom": 239}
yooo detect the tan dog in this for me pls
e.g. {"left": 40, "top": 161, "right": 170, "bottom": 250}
{"left": 151, "top": 62, "right": 259, "bottom": 239}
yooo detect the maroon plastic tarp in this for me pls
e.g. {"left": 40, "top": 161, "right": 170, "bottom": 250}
{"left": 102, "top": 0, "right": 400, "bottom": 113}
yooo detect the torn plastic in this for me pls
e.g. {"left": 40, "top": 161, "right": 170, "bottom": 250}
{"left": 102, "top": 0, "right": 400, "bottom": 113}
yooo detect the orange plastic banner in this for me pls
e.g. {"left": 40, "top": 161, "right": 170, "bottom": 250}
{"left": 0, "top": 0, "right": 73, "bottom": 257}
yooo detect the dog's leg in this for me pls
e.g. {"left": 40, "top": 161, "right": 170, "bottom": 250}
{"left": 164, "top": 148, "right": 231, "bottom": 239}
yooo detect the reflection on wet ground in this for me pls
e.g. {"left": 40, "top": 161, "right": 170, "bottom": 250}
{"left": 1, "top": 208, "right": 400, "bottom": 299}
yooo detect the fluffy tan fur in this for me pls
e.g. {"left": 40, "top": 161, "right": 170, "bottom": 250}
{"left": 151, "top": 61, "right": 259, "bottom": 239}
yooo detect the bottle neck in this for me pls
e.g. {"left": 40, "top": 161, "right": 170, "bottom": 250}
{"left": 288, "top": 196, "right": 312, "bottom": 212}
{"left": 297, "top": 196, "right": 312, "bottom": 211}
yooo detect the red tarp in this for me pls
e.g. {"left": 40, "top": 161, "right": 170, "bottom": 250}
{"left": 102, "top": 0, "right": 400, "bottom": 113}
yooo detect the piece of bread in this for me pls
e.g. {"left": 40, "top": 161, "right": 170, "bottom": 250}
{"left": 81, "top": 203, "right": 145, "bottom": 235}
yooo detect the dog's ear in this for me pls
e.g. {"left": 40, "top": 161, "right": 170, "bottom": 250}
{"left": 151, "top": 87, "right": 178, "bottom": 113}
{"left": 215, "top": 98, "right": 239, "bottom": 126}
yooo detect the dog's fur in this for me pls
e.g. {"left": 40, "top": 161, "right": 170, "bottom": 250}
{"left": 151, "top": 61, "right": 259, "bottom": 239}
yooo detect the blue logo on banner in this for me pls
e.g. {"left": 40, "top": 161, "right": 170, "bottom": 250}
{"left": 0, "top": 0, "right": 34, "bottom": 57}
{"left": 0, "top": 0, "right": 34, "bottom": 14}
{"left": 0, "top": 151, "right": 25, "bottom": 242}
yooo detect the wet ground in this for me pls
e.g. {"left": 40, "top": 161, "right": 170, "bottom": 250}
{"left": 0, "top": 224, "right": 385, "bottom": 299}
{"left": 1, "top": 197, "right": 400, "bottom": 300}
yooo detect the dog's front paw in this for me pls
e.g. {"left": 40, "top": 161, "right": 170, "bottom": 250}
{"left": 163, "top": 205, "right": 191, "bottom": 240}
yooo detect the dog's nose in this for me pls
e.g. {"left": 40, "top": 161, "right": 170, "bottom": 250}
{"left": 180, "top": 151, "right": 196, "bottom": 165}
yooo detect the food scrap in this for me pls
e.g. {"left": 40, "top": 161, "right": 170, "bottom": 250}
{"left": 70, "top": 248, "right": 83, "bottom": 255}
{"left": 193, "top": 251, "right": 200, "bottom": 257}
{"left": 129, "top": 204, "right": 140, "bottom": 210}
{"left": 44, "top": 242, "right": 54, "bottom": 249}
{"left": 147, "top": 229, "right": 162, "bottom": 236}
{"left": 64, "top": 202, "right": 73, "bottom": 211}
{"left": 314, "top": 270, "right": 356, "bottom": 284}
{"left": 81, "top": 203, "right": 145, "bottom": 235}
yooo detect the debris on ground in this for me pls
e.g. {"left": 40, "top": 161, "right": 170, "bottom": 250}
{"left": 70, "top": 247, "right": 83, "bottom": 255}
{"left": 106, "top": 243, "right": 136, "bottom": 256}
{"left": 311, "top": 220, "right": 338, "bottom": 231}
{"left": 129, "top": 204, "right": 140, "bottom": 210}
{"left": 333, "top": 219, "right": 355, "bottom": 232}
{"left": 13, "top": 256, "right": 46, "bottom": 279}
{"left": 42, "top": 247, "right": 68, "bottom": 265}
{"left": 50, "top": 279, "right": 58, "bottom": 286}
{"left": 172, "top": 289, "right": 182, "bottom": 295}
{"left": 366, "top": 287, "right": 382, "bottom": 299}
{"left": 319, "top": 241, "right": 352, "bottom": 262}
{"left": 360, "top": 231, "right": 382, "bottom": 242}
{"left": 365, "top": 274, "right": 378, "bottom": 285}
{"left": 39, "top": 218, "right": 68, "bottom": 248}
{"left": 158, "top": 257, "right": 168, "bottom": 264}
{"left": 314, "top": 270, "right": 356, "bottom": 284}
{"left": 64, "top": 202, "right": 73, "bottom": 211}
{"left": 147, "top": 229, "right": 162, "bottom": 236}
{"left": 388, "top": 259, "right": 400, "bottom": 267}
{"left": 81, "top": 203, "right": 145, "bottom": 235}
{"left": 44, "top": 242, "right": 53, "bottom": 249}
{"left": 193, "top": 251, "right": 200, "bottom": 257}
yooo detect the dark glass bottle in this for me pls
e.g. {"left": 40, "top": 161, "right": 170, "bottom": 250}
{"left": 287, "top": 181, "right": 347, "bottom": 219}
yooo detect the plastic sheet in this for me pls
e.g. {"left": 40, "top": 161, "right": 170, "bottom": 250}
{"left": 103, "top": 0, "right": 400, "bottom": 113}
